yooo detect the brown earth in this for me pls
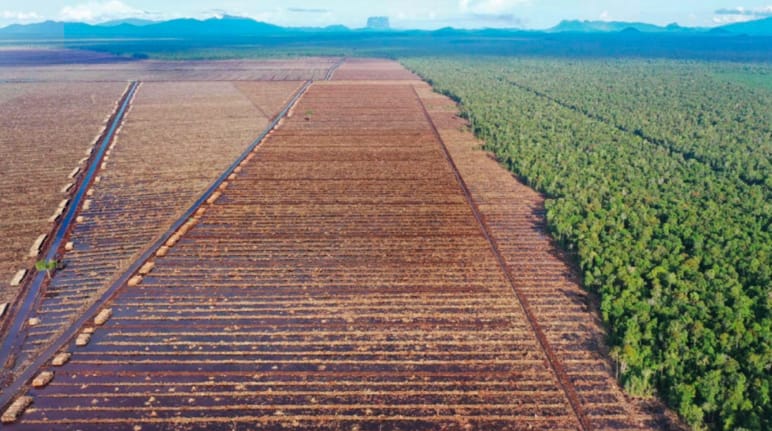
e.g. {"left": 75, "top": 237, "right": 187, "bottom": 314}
{"left": 8, "top": 81, "right": 305, "bottom": 374}
{"left": 0, "top": 49, "right": 132, "bottom": 66}
{"left": 0, "top": 82, "right": 126, "bottom": 308}
{"left": 0, "top": 58, "right": 340, "bottom": 83}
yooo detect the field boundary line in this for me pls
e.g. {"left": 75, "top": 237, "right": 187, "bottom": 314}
{"left": 412, "top": 85, "right": 592, "bottom": 431}
{"left": 0, "top": 81, "right": 139, "bottom": 380}
{"left": 0, "top": 80, "right": 313, "bottom": 418}
{"left": 325, "top": 57, "right": 346, "bottom": 81}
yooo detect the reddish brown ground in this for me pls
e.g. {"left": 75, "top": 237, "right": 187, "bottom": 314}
{"left": 8, "top": 81, "right": 305, "bottom": 374}
{"left": 0, "top": 48, "right": 130, "bottom": 66}
{"left": 0, "top": 82, "right": 126, "bottom": 307}
{"left": 331, "top": 58, "right": 420, "bottom": 81}
{"left": 0, "top": 58, "right": 339, "bottom": 82}
{"left": 10, "top": 80, "right": 582, "bottom": 431}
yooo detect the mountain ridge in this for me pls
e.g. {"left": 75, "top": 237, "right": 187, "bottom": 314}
{"left": 1, "top": 14, "right": 770, "bottom": 38}
{"left": 548, "top": 19, "right": 699, "bottom": 33}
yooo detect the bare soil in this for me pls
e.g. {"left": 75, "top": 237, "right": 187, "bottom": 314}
{"left": 0, "top": 82, "right": 126, "bottom": 307}
{"left": 8, "top": 81, "right": 304, "bottom": 373}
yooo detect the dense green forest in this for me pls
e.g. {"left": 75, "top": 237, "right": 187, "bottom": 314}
{"left": 401, "top": 58, "right": 771, "bottom": 430}
{"left": 488, "top": 60, "right": 772, "bottom": 188}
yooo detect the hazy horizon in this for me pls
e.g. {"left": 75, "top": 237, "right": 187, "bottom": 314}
{"left": 1, "top": 1, "right": 771, "bottom": 30}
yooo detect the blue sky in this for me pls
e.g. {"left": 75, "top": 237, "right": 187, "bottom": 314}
{"left": 1, "top": 1, "right": 771, "bottom": 29}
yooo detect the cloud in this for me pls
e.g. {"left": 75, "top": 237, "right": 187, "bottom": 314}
{"left": 1, "top": 10, "right": 43, "bottom": 23}
{"left": 199, "top": 8, "right": 230, "bottom": 19}
{"left": 454, "top": 0, "right": 528, "bottom": 27}
{"left": 469, "top": 13, "right": 523, "bottom": 26}
{"left": 59, "top": 1, "right": 156, "bottom": 23}
{"left": 459, "top": 0, "right": 530, "bottom": 15}
{"left": 712, "top": 14, "right": 755, "bottom": 24}
{"left": 712, "top": 5, "right": 772, "bottom": 24}
{"left": 287, "top": 8, "right": 331, "bottom": 14}
{"left": 715, "top": 6, "right": 772, "bottom": 17}
{"left": 599, "top": 10, "right": 611, "bottom": 22}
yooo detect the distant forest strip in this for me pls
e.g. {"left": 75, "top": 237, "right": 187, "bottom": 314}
{"left": 401, "top": 57, "right": 770, "bottom": 430}
{"left": 17, "top": 31, "right": 772, "bottom": 62}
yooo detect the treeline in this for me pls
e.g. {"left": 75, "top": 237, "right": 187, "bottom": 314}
{"left": 401, "top": 57, "right": 770, "bottom": 430}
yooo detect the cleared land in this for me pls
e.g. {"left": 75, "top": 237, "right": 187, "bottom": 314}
{"left": 0, "top": 57, "right": 339, "bottom": 82}
{"left": 1, "top": 60, "right": 679, "bottom": 430}
{"left": 331, "top": 58, "right": 420, "bottom": 81}
{"left": 8, "top": 80, "right": 305, "bottom": 374}
{"left": 0, "top": 49, "right": 129, "bottom": 67}
{"left": 0, "top": 82, "right": 126, "bottom": 307}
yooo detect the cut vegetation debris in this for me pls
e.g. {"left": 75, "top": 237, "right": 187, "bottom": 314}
{"left": 10, "top": 269, "right": 26, "bottom": 286}
{"left": 75, "top": 332, "right": 91, "bottom": 347}
{"left": 94, "top": 308, "right": 112, "bottom": 325}
{"left": 51, "top": 352, "right": 71, "bottom": 367}
{"left": 138, "top": 262, "right": 155, "bottom": 276}
{"left": 206, "top": 191, "right": 222, "bottom": 205}
{"left": 48, "top": 206, "right": 64, "bottom": 223}
{"left": 32, "top": 371, "right": 54, "bottom": 388}
{"left": 1, "top": 396, "right": 33, "bottom": 424}
{"left": 28, "top": 234, "right": 47, "bottom": 257}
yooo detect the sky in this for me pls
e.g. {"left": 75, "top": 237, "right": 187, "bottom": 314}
{"left": 1, "top": 1, "right": 771, "bottom": 29}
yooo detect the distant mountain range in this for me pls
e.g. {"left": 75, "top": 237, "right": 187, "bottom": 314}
{"left": 716, "top": 17, "right": 772, "bottom": 35}
{"left": 548, "top": 18, "right": 772, "bottom": 35}
{"left": 0, "top": 16, "right": 286, "bottom": 38}
{"left": 548, "top": 20, "right": 696, "bottom": 33}
{"left": 0, "top": 14, "right": 770, "bottom": 39}
{"left": 98, "top": 18, "right": 158, "bottom": 27}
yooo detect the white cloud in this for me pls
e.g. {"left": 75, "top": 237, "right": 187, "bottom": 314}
{"left": 712, "top": 14, "right": 757, "bottom": 24}
{"left": 715, "top": 6, "right": 772, "bottom": 17}
{"left": 713, "top": 5, "right": 772, "bottom": 23}
{"left": 713, "top": 6, "right": 772, "bottom": 24}
{"left": 1, "top": 10, "right": 43, "bottom": 23}
{"left": 58, "top": 1, "right": 156, "bottom": 23}
{"left": 599, "top": 10, "right": 611, "bottom": 21}
{"left": 459, "top": 0, "right": 530, "bottom": 15}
